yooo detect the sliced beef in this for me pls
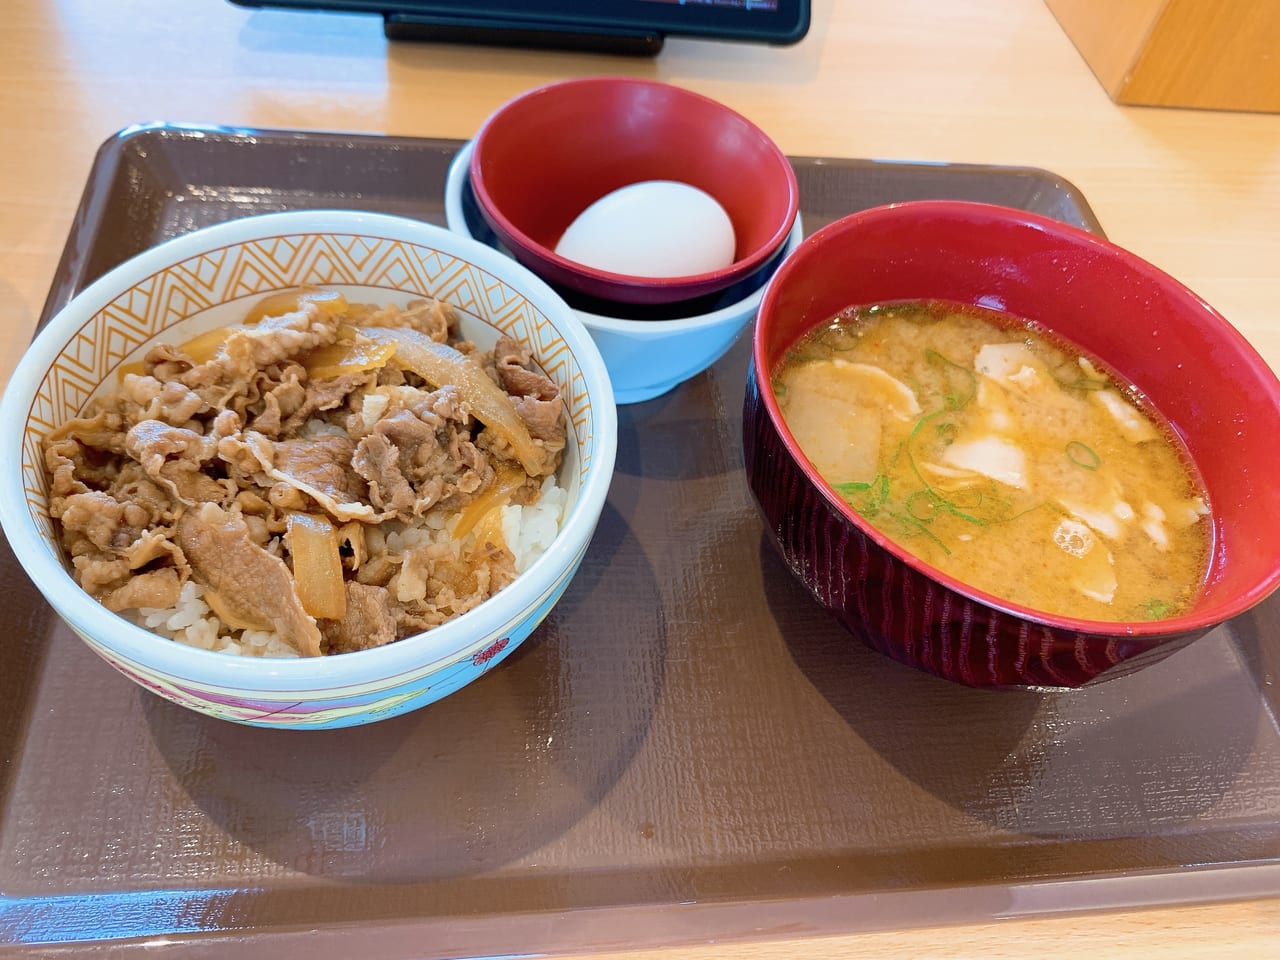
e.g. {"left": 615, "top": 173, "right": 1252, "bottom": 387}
{"left": 212, "top": 303, "right": 339, "bottom": 384}
{"left": 359, "top": 298, "right": 453, "bottom": 344}
{"left": 46, "top": 408, "right": 128, "bottom": 456}
{"left": 352, "top": 432, "right": 416, "bottom": 513}
{"left": 351, "top": 403, "right": 490, "bottom": 518}
{"left": 494, "top": 336, "right": 556, "bottom": 400}
{"left": 44, "top": 292, "right": 562, "bottom": 657}
{"left": 372, "top": 408, "right": 438, "bottom": 449}
{"left": 72, "top": 554, "right": 132, "bottom": 597}
{"left": 493, "top": 335, "right": 566, "bottom": 448}
{"left": 125, "top": 421, "right": 216, "bottom": 480}
{"left": 279, "top": 373, "right": 368, "bottom": 435}
{"left": 117, "top": 375, "right": 206, "bottom": 426}
{"left": 273, "top": 435, "right": 366, "bottom": 503}
{"left": 176, "top": 502, "right": 323, "bottom": 657}
{"left": 103, "top": 568, "right": 182, "bottom": 613}
{"left": 44, "top": 437, "right": 91, "bottom": 501}
{"left": 123, "top": 420, "right": 231, "bottom": 504}
{"left": 220, "top": 430, "right": 377, "bottom": 522}
{"left": 245, "top": 373, "right": 307, "bottom": 437}
{"left": 511, "top": 396, "right": 567, "bottom": 445}
{"left": 111, "top": 469, "right": 180, "bottom": 529}
{"left": 44, "top": 410, "right": 132, "bottom": 501}
{"left": 57, "top": 491, "right": 149, "bottom": 552}
{"left": 321, "top": 582, "right": 397, "bottom": 654}
{"left": 144, "top": 343, "right": 197, "bottom": 382}
{"left": 122, "top": 529, "right": 186, "bottom": 573}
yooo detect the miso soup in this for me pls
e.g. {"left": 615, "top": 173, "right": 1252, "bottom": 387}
{"left": 773, "top": 300, "right": 1211, "bottom": 621}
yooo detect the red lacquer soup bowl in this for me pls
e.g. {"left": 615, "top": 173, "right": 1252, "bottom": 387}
{"left": 744, "top": 200, "right": 1280, "bottom": 688}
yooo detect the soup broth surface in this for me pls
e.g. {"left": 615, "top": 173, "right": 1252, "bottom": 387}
{"left": 774, "top": 300, "right": 1211, "bottom": 621}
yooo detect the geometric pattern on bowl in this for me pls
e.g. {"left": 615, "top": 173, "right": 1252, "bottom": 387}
{"left": 2, "top": 212, "right": 613, "bottom": 728}
{"left": 23, "top": 232, "right": 595, "bottom": 541}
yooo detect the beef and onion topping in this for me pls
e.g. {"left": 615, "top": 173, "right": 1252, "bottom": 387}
{"left": 43, "top": 288, "right": 568, "bottom": 658}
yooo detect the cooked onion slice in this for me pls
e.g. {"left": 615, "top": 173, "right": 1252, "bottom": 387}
{"left": 453, "top": 467, "right": 526, "bottom": 540}
{"left": 177, "top": 326, "right": 240, "bottom": 364}
{"left": 164, "top": 291, "right": 349, "bottom": 373}
{"left": 286, "top": 512, "right": 348, "bottom": 621}
{"left": 244, "top": 287, "right": 349, "bottom": 325}
{"left": 302, "top": 336, "right": 398, "bottom": 380}
{"left": 358, "top": 326, "right": 550, "bottom": 475}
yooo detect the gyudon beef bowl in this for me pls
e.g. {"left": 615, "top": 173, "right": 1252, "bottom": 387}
{"left": 0, "top": 211, "right": 616, "bottom": 728}
{"left": 745, "top": 200, "right": 1280, "bottom": 688}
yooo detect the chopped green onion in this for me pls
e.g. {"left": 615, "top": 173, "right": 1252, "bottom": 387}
{"left": 831, "top": 480, "right": 871, "bottom": 494}
{"left": 820, "top": 324, "right": 860, "bottom": 351}
{"left": 947, "top": 485, "right": 987, "bottom": 512}
{"left": 1066, "top": 441, "right": 1101, "bottom": 470}
{"left": 889, "top": 511, "right": 951, "bottom": 555}
{"left": 925, "top": 349, "right": 976, "bottom": 410}
{"left": 833, "top": 475, "right": 889, "bottom": 517}
{"left": 940, "top": 501, "right": 986, "bottom": 526}
{"left": 1068, "top": 376, "right": 1109, "bottom": 391}
{"left": 906, "top": 489, "right": 940, "bottom": 522}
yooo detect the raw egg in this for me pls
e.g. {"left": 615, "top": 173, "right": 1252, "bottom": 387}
{"left": 554, "top": 180, "right": 736, "bottom": 278}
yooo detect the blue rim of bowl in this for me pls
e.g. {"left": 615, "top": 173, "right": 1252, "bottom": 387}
{"left": 448, "top": 140, "right": 796, "bottom": 323}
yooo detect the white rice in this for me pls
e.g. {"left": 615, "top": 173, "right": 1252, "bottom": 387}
{"left": 133, "top": 580, "right": 299, "bottom": 659}
{"left": 504, "top": 474, "right": 567, "bottom": 574}
{"left": 129, "top": 475, "right": 567, "bottom": 658}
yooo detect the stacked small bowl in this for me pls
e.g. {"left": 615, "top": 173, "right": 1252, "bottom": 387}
{"left": 445, "top": 76, "right": 802, "bottom": 404}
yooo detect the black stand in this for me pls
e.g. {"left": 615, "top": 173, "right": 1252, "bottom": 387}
{"left": 384, "top": 15, "right": 665, "bottom": 56}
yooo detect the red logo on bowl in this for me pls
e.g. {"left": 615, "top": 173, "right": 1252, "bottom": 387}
{"left": 472, "top": 637, "right": 509, "bottom": 667}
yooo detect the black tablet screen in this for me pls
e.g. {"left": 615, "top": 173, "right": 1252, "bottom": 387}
{"left": 229, "top": 1, "right": 811, "bottom": 47}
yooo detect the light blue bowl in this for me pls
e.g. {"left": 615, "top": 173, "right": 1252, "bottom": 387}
{"left": 445, "top": 140, "right": 803, "bottom": 404}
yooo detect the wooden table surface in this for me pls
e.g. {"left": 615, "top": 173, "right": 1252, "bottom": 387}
{"left": 2, "top": 0, "right": 1278, "bottom": 956}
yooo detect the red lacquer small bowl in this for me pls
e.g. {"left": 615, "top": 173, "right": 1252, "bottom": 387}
{"left": 470, "top": 76, "right": 799, "bottom": 305}
{"left": 744, "top": 200, "right": 1280, "bottom": 688}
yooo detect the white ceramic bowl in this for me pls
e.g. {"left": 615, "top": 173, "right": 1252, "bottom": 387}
{"left": 445, "top": 140, "right": 804, "bottom": 404}
{"left": 0, "top": 210, "right": 616, "bottom": 729}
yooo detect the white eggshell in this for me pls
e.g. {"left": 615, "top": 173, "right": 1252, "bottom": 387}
{"left": 554, "top": 180, "right": 737, "bottom": 278}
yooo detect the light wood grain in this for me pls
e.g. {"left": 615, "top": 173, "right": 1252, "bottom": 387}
{"left": 1126, "top": 0, "right": 1280, "bottom": 111}
{"left": 542, "top": 897, "right": 1280, "bottom": 960}
{"left": 1046, "top": 0, "right": 1280, "bottom": 112}
{"left": 1, "top": 0, "right": 1278, "bottom": 956}
{"left": 1043, "top": 0, "right": 1166, "bottom": 95}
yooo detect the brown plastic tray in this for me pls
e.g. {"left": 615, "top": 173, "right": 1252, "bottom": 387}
{"left": 3, "top": 124, "right": 1278, "bottom": 957}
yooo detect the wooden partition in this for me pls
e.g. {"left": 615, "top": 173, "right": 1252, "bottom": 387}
{"left": 1045, "top": 0, "right": 1280, "bottom": 113}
